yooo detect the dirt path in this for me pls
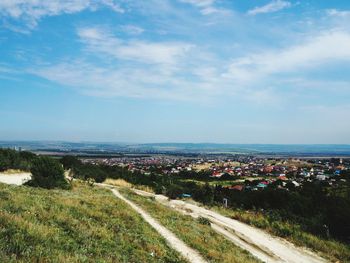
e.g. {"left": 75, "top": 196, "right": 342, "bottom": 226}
{"left": 0, "top": 172, "right": 31, "bottom": 185}
{"left": 109, "top": 188, "right": 207, "bottom": 263}
{"left": 132, "top": 189, "right": 327, "bottom": 263}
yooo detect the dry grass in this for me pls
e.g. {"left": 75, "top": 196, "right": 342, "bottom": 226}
{"left": 104, "top": 178, "right": 133, "bottom": 188}
{"left": 0, "top": 182, "right": 185, "bottom": 263}
{"left": 104, "top": 178, "right": 155, "bottom": 193}
{"left": 192, "top": 163, "right": 212, "bottom": 171}
{"left": 1, "top": 169, "right": 27, "bottom": 175}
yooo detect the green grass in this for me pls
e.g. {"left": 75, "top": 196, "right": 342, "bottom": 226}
{"left": 120, "top": 188, "right": 260, "bottom": 263}
{"left": 0, "top": 182, "right": 186, "bottom": 263}
{"left": 211, "top": 206, "right": 350, "bottom": 262}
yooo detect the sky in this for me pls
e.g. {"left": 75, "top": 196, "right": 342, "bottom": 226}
{"left": 0, "top": 0, "right": 350, "bottom": 144}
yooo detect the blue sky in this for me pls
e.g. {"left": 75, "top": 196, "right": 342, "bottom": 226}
{"left": 1, "top": 0, "right": 350, "bottom": 143}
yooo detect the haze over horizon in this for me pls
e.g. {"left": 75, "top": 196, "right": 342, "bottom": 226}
{"left": 1, "top": 0, "right": 350, "bottom": 144}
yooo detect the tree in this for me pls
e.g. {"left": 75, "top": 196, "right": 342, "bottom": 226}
{"left": 27, "top": 156, "right": 70, "bottom": 189}
{"left": 0, "top": 149, "right": 20, "bottom": 171}
{"left": 73, "top": 164, "right": 107, "bottom": 184}
{"left": 0, "top": 149, "right": 36, "bottom": 171}
{"left": 166, "top": 184, "right": 184, "bottom": 199}
{"left": 60, "top": 155, "right": 81, "bottom": 170}
{"left": 220, "top": 173, "right": 233, "bottom": 180}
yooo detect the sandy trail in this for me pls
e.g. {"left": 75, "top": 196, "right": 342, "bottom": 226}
{"left": 132, "top": 188, "right": 327, "bottom": 263}
{"left": 0, "top": 173, "right": 31, "bottom": 185}
{"left": 109, "top": 188, "right": 207, "bottom": 263}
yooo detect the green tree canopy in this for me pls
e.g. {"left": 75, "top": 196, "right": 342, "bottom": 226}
{"left": 28, "top": 156, "right": 69, "bottom": 189}
{"left": 60, "top": 155, "right": 82, "bottom": 170}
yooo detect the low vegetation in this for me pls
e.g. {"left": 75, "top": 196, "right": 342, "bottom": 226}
{"left": 120, "top": 188, "right": 260, "bottom": 263}
{"left": 0, "top": 182, "right": 185, "bottom": 262}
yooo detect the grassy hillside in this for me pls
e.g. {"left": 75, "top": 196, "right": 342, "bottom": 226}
{"left": 121, "top": 188, "right": 260, "bottom": 263}
{"left": 0, "top": 182, "right": 185, "bottom": 263}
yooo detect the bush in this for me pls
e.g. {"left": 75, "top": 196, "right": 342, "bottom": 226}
{"left": 27, "top": 156, "right": 70, "bottom": 189}
{"left": 271, "top": 221, "right": 293, "bottom": 237}
{"left": 166, "top": 185, "right": 184, "bottom": 199}
{"left": 197, "top": 216, "right": 211, "bottom": 226}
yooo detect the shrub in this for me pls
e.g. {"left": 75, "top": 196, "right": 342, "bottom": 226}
{"left": 166, "top": 185, "right": 184, "bottom": 199}
{"left": 27, "top": 156, "right": 70, "bottom": 189}
{"left": 197, "top": 216, "right": 211, "bottom": 226}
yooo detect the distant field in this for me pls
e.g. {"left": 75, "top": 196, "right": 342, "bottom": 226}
{"left": 193, "top": 161, "right": 241, "bottom": 171}
{"left": 0, "top": 182, "right": 185, "bottom": 262}
{"left": 2, "top": 142, "right": 350, "bottom": 156}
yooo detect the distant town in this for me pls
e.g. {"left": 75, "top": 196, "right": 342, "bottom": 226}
{"left": 2, "top": 141, "right": 350, "bottom": 194}
{"left": 83, "top": 154, "right": 349, "bottom": 193}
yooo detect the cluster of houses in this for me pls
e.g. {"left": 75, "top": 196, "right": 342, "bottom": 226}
{"left": 83, "top": 155, "right": 349, "bottom": 191}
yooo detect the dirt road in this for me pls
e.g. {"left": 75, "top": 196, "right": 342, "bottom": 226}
{"left": 110, "top": 188, "right": 207, "bottom": 263}
{"left": 132, "top": 189, "right": 327, "bottom": 263}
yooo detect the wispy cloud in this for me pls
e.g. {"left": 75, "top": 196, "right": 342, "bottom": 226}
{"left": 327, "top": 9, "right": 350, "bottom": 18}
{"left": 78, "top": 27, "right": 194, "bottom": 65}
{"left": 119, "top": 25, "right": 144, "bottom": 35}
{"left": 226, "top": 30, "right": 350, "bottom": 82}
{"left": 0, "top": 0, "right": 124, "bottom": 30}
{"left": 30, "top": 26, "right": 222, "bottom": 101}
{"left": 28, "top": 26, "right": 350, "bottom": 105}
{"left": 179, "top": 0, "right": 228, "bottom": 15}
{"left": 248, "top": 0, "right": 291, "bottom": 16}
{"left": 31, "top": 60, "right": 229, "bottom": 101}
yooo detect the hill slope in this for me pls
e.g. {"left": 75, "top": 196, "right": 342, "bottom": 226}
{"left": 0, "top": 182, "right": 185, "bottom": 262}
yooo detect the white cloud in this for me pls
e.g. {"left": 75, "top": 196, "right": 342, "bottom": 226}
{"left": 78, "top": 27, "right": 194, "bottom": 65}
{"left": 179, "top": 0, "right": 228, "bottom": 15}
{"left": 120, "top": 25, "right": 144, "bottom": 35}
{"left": 179, "top": 0, "right": 215, "bottom": 8}
{"left": 100, "top": 0, "right": 124, "bottom": 13}
{"left": 248, "top": 0, "right": 291, "bottom": 16}
{"left": 0, "top": 0, "right": 124, "bottom": 29}
{"left": 31, "top": 61, "right": 227, "bottom": 101}
{"left": 327, "top": 9, "right": 350, "bottom": 18}
{"left": 29, "top": 27, "right": 350, "bottom": 103}
{"left": 226, "top": 30, "right": 350, "bottom": 82}
{"left": 28, "top": 26, "right": 224, "bottom": 101}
